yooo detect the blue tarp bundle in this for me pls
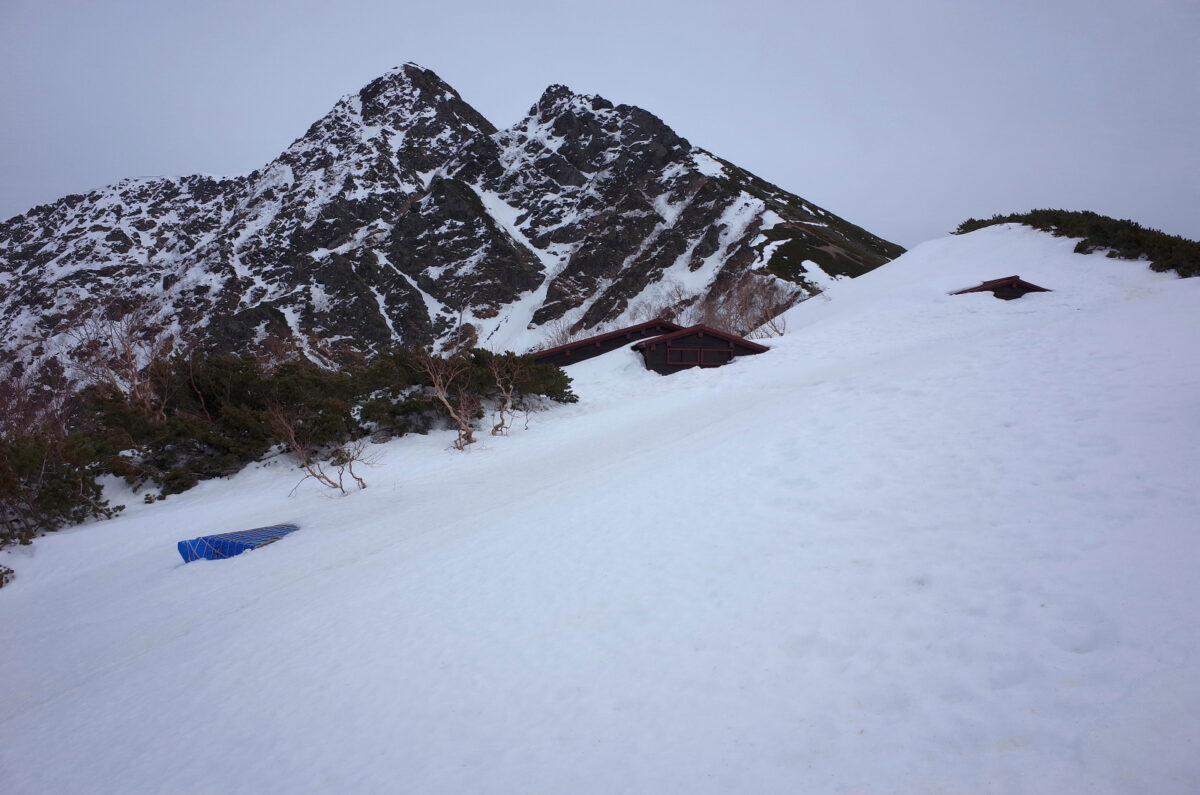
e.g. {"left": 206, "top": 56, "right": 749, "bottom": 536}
{"left": 178, "top": 523, "right": 300, "bottom": 563}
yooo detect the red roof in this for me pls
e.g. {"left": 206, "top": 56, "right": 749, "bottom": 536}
{"left": 532, "top": 319, "right": 683, "bottom": 360}
{"left": 630, "top": 324, "right": 770, "bottom": 352}
{"left": 950, "top": 275, "right": 1051, "bottom": 295}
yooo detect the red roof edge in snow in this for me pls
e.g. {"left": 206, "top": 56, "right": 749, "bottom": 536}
{"left": 531, "top": 319, "right": 684, "bottom": 367}
{"left": 950, "top": 275, "right": 1051, "bottom": 300}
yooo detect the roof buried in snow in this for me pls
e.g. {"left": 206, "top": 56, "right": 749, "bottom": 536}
{"left": 631, "top": 324, "right": 768, "bottom": 375}
{"left": 531, "top": 319, "right": 683, "bottom": 367}
{"left": 532, "top": 320, "right": 768, "bottom": 375}
{"left": 951, "top": 275, "right": 1051, "bottom": 300}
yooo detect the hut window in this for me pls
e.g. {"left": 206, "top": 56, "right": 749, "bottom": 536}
{"left": 701, "top": 349, "right": 733, "bottom": 365}
{"left": 666, "top": 348, "right": 700, "bottom": 365}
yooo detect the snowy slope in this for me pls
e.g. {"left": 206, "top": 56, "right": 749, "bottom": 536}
{"left": 2, "top": 226, "right": 1198, "bottom": 793}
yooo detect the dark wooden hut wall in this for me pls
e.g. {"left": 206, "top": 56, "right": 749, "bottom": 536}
{"left": 633, "top": 325, "right": 768, "bottom": 375}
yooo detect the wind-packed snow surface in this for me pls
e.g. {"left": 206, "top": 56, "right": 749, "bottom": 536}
{"left": 3, "top": 226, "right": 1198, "bottom": 793}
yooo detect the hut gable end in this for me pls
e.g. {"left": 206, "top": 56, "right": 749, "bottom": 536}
{"left": 631, "top": 324, "right": 769, "bottom": 375}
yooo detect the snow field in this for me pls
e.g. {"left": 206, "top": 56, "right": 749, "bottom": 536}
{"left": 1, "top": 226, "right": 1198, "bottom": 792}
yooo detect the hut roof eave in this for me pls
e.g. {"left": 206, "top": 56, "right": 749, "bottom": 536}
{"left": 631, "top": 324, "right": 770, "bottom": 352}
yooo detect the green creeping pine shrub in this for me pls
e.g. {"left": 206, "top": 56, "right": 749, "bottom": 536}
{"left": 92, "top": 353, "right": 369, "bottom": 494}
{"left": 516, "top": 360, "right": 578, "bottom": 404}
{"left": 463, "top": 349, "right": 578, "bottom": 405}
{"left": 953, "top": 209, "right": 1200, "bottom": 278}
{"left": 0, "top": 430, "right": 122, "bottom": 548}
{"left": 1, "top": 346, "right": 579, "bottom": 543}
{"left": 84, "top": 347, "right": 579, "bottom": 496}
{"left": 89, "top": 355, "right": 278, "bottom": 495}
{"left": 359, "top": 393, "right": 442, "bottom": 435}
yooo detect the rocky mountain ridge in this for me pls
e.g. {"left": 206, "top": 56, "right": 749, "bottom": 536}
{"left": 0, "top": 63, "right": 902, "bottom": 380}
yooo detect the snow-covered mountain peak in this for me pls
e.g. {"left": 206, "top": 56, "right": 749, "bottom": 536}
{"left": 359, "top": 63, "right": 492, "bottom": 130}
{"left": 273, "top": 63, "right": 494, "bottom": 183}
{"left": 531, "top": 83, "right": 615, "bottom": 117}
{"left": 0, "top": 66, "right": 903, "bottom": 380}
{"left": 514, "top": 84, "right": 689, "bottom": 176}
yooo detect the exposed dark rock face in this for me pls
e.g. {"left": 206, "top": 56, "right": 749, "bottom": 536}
{"left": 0, "top": 63, "right": 902, "bottom": 378}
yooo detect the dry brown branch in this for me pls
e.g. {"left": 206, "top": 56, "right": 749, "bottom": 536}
{"left": 328, "top": 440, "right": 372, "bottom": 491}
{"left": 266, "top": 401, "right": 337, "bottom": 489}
{"left": 750, "top": 312, "right": 788, "bottom": 339}
{"left": 414, "top": 348, "right": 478, "bottom": 450}
{"left": 256, "top": 331, "right": 307, "bottom": 367}
{"left": 686, "top": 276, "right": 798, "bottom": 337}
{"left": 538, "top": 316, "right": 581, "bottom": 349}
{"left": 268, "top": 402, "right": 371, "bottom": 494}
{"left": 68, "top": 308, "right": 175, "bottom": 423}
{"left": 0, "top": 357, "right": 83, "bottom": 437}
{"left": 487, "top": 353, "right": 528, "bottom": 436}
{"left": 441, "top": 322, "right": 480, "bottom": 356}
{"left": 630, "top": 282, "right": 693, "bottom": 326}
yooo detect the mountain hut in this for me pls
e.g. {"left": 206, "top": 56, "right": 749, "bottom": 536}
{"left": 631, "top": 325, "right": 769, "bottom": 374}
{"left": 951, "top": 275, "right": 1051, "bottom": 300}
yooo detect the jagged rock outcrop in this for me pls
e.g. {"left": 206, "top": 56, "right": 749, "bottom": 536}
{"left": 0, "top": 63, "right": 902, "bottom": 378}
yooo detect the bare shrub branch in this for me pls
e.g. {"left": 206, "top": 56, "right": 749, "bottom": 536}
{"left": 267, "top": 401, "right": 337, "bottom": 489}
{"left": 0, "top": 357, "right": 81, "bottom": 438}
{"left": 629, "top": 281, "right": 694, "bottom": 326}
{"left": 68, "top": 307, "right": 176, "bottom": 423}
{"left": 684, "top": 276, "right": 800, "bottom": 337}
{"left": 268, "top": 402, "right": 371, "bottom": 494}
{"left": 414, "top": 348, "right": 478, "bottom": 450}
{"left": 538, "top": 316, "right": 581, "bottom": 349}
{"left": 751, "top": 312, "right": 788, "bottom": 339}
{"left": 487, "top": 353, "right": 528, "bottom": 436}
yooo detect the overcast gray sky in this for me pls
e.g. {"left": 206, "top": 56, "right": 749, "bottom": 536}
{"left": 2, "top": 0, "right": 1196, "bottom": 248}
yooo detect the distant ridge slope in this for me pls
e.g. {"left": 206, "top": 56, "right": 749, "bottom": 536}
{"left": 954, "top": 209, "right": 1199, "bottom": 278}
{"left": 0, "top": 63, "right": 902, "bottom": 379}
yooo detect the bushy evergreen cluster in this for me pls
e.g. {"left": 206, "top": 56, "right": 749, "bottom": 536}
{"left": 953, "top": 210, "right": 1199, "bottom": 278}
{"left": 0, "top": 431, "right": 119, "bottom": 547}
{"left": 91, "top": 351, "right": 416, "bottom": 496}
{"left": 0, "top": 348, "right": 575, "bottom": 554}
